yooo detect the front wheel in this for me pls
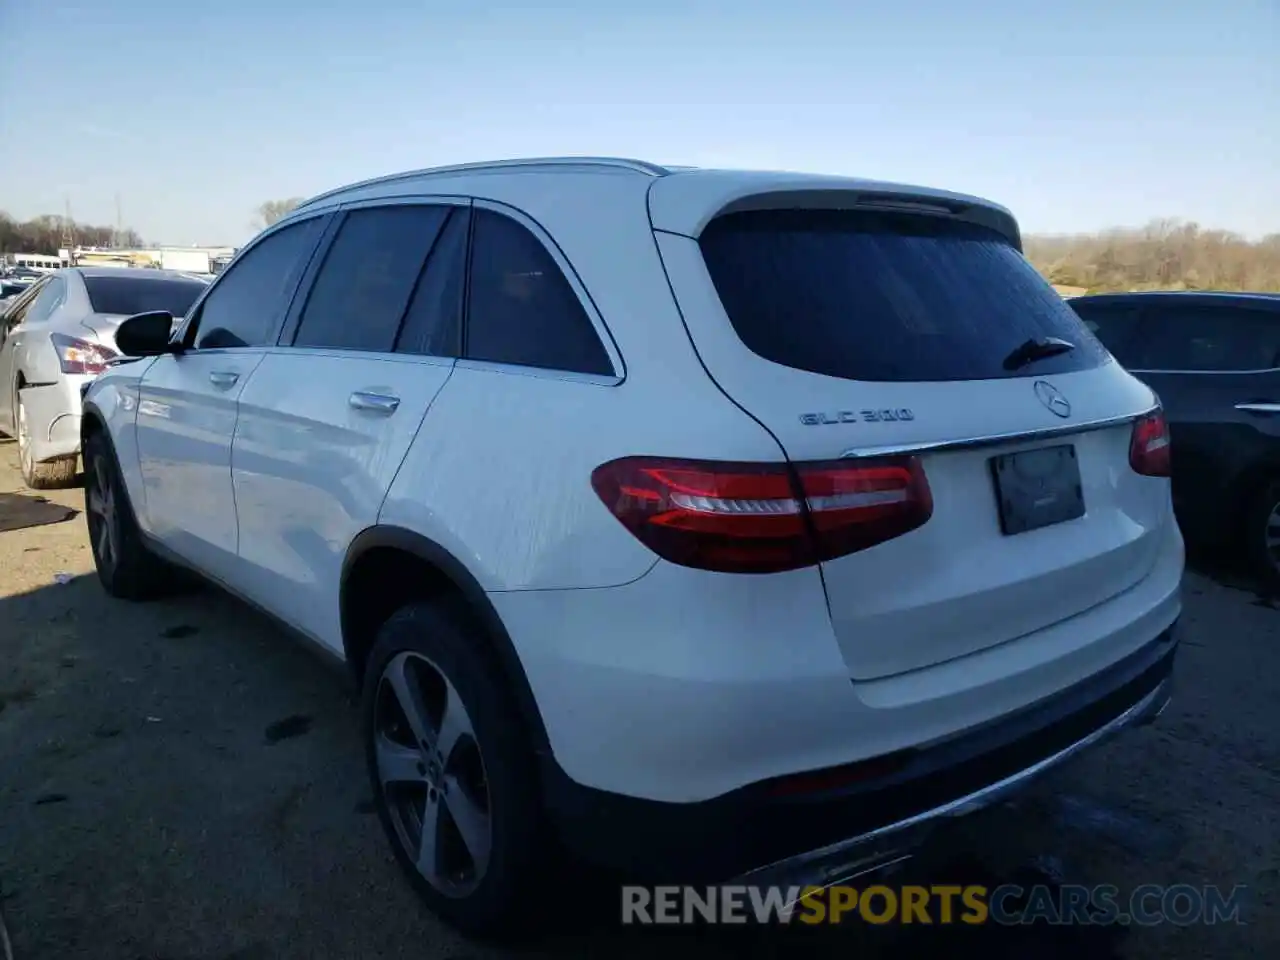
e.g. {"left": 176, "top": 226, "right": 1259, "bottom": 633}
{"left": 82, "top": 429, "right": 179, "bottom": 600}
{"left": 361, "top": 602, "right": 549, "bottom": 939}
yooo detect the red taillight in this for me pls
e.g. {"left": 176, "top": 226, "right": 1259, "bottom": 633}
{"left": 50, "top": 332, "right": 117, "bottom": 375}
{"left": 1129, "top": 409, "right": 1171, "bottom": 477}
{"left": 590, "top": 456, "right": 933, "bottom": 574}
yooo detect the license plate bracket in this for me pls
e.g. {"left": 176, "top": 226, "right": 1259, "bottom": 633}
{"left": 990, "top": 444, "right": 1085, "bottom": 536}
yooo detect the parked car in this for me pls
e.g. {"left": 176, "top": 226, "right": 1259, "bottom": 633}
{"left": 81, "top": 157, "right": 1182, "bottom": 937}
{"left": 1, "top": 268, "right": 42, "bottom": 299}
{"left": 1070, "top": 290, "right": 1280, "bottom": 585}
{"left": 0, "top": 267, "right": 206, "bottom": 487}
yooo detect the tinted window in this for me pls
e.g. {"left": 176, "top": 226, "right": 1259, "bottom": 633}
{"left": 1138, "top": 305, "right": 1280, "bottom": 372}
{"left": 195, "top": 217, "right": 324, "bottom": 349}
{"left": 1068, "top": 301, "right": 1145, "bottom": 367}
{"left": 294, "top": 205, "right": 449, "bottom": 352}
{"left": 699, "top": 209, "right": 1109, "bottom": 382}
{"left": 83, "top": 275, "right": 205, "bottom": 318}
{"left": 465, "top": 210, "right": 612, "bottom": 375}
{"left": 396, "top": 208, "right": 467, "bottom": 357}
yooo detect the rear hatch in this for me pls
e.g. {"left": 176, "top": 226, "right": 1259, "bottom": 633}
{"left": 651, "top": 185, "right": 1165, "bottom": 680}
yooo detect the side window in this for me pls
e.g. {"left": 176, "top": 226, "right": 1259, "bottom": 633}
{"left": 464, "top": 209, "right": 613, "bottom": 376}
{"left": 293, "top": 204, "right": 449, "bottom": 353}
{"left": 24, "top": 277, "right": 66, "bottom": 325}
{"left": 1069, "top": 302, "right": 1144, "bottom": 367}
{"left": 1139, "top": 306, "right": 1280, "bottom": 372}
{"left": 3, "top": 280, "right": 47, "bottom": 328}
{"left": 396, "top": 207, "right": 468, "bottom": 358}
{"left": 194, "top": 217, "right": 324, "bottom": 350}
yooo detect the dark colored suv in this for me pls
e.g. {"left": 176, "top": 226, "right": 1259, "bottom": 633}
{"left": 1070, "top": 291, "right": 1280, "bottom": 585}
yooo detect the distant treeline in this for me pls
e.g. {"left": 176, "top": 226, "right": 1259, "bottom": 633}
{"left": 0, "top": 212, "right": 143, "bottom": 255}
{"left": 1026, "top": 220, "right": 1280, "bottom": 294}
{"left": 5, "top": 207, "right": 1277, "bottom": 295}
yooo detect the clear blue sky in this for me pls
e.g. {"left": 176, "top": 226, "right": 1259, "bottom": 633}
{"left": 1, "top": 0, "right": 1275, "bottom": 246}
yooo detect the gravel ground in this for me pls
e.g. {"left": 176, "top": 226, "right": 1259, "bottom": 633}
{"left": 0, "top": 438, "right": 1275, "bottom": 959}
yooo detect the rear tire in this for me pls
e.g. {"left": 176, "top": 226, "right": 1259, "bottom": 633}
{"left": 361, "top": 601, "right": 550, "bottom": 940}
{"left": 83, "top": 428, "right": 180, "bottom": 600}
{"left": 1243, "top": 478, "right": 1280, "bottom": 594}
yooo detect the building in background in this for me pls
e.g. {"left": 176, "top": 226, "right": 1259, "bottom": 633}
{"left": 66, "top": 245, "right": 236, "bottom": 275}
{"left": 3, "top": 252, "right": 65, "bottom": 272}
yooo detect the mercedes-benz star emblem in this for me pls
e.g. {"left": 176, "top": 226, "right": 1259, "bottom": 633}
{"left": 1033, "top": 380, "right": 1072, "bottom": 418}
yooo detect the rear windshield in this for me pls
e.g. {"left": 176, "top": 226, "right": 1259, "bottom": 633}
{"left": 698, "top": 209, "right": 1109, "bottom": 382}
{"left": 84, "top": 275, "right": 206, "bottom": 318}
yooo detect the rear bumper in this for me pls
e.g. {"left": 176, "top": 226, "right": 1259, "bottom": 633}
{"left": 541, "top": 624, "right": 1176, "bottom": 884}
{"left": 20, "top": 376, "right": 88, "bottom": 462}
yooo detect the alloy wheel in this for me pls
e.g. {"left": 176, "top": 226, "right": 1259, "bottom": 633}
{"left": 86, "top": 452, "right": 118, "bottom": 572}
{"left": 374, "top": 651, "right": 492, "bottom": 898}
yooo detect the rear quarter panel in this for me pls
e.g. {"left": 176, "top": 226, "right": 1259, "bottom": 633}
{"left": 379, "top": 174, "right": 791, "bottom": 591}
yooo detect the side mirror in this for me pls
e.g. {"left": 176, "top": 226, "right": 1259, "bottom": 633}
{"left": 115, "top": 311, "right": 179, "bottom": 357}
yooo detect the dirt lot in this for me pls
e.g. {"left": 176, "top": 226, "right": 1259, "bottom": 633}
{"left": 1, "top": 440, "right": 1276, "bottom": 959}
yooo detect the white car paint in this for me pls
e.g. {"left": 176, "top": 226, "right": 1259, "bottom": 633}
{"left": 84, "top": 157, "right": 1182, "bottom": 814}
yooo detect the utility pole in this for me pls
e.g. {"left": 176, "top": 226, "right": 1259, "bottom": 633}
{"left": 60, "top": 197, "right": 77, "bottom": 251}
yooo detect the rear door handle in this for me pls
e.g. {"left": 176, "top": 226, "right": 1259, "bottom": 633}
{"left": 1235, "top": 402, "right": 1280, "bottom": 415}
{"left": 208, "top": 370, "right": 239, "bottom": 388}
{"left": 349, "top": 391, "right": 400, "bottom": 414}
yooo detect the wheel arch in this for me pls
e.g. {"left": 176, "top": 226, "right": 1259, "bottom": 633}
{"left": 1230, "top": 455, "right": 1280, "bottom": 533}
{"left": 340, "top": 526, "right": 551, "bottom": 755}
{"left": 80, "top": 398, "right": 107, "bottom": 443}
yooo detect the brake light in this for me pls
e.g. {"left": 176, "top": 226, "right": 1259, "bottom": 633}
{"left": 50, "top": 332, "right": 117, "bottom": 375}
{"left": 1129, "top": 409, "right": 1171, "bottom": 477}
{"left": 590, "top": 456, "right": 932, "bottom": 574}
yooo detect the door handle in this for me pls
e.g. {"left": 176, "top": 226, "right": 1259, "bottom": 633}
{"left": 208, "top": 370, "right": 239, "bottom": 388}
{"left": 349, "top": 391, "right": 400, "bottom": 414}
{"left": 1235, "top": 402, "right": 1280, "bottom": 415}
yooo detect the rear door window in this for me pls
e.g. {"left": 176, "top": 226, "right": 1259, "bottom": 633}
{"left": 698, "top": 209, "right": 1109, "bottom": 382}
{"left": 1068, "top": 301, "right": 1145, "bottom": 367}
{"left": 1137, "top": 304, "right": 1280, "bottom": 372}
{"left": 395, "top": 207, "right": 468, "bottom": 358}
{"left": 292, "top": 204, "right": 450, "bottom": 353}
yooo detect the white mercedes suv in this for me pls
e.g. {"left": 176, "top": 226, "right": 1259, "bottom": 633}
{"left": 81, "top": 157, "right": 1182, "bottom": 936}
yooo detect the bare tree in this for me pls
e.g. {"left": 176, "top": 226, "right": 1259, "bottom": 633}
{"left": 254, "top": 198, "right": 305, "bottom": 229}
{"left": 0, "top": 212, "right": 144, "bottom": 255}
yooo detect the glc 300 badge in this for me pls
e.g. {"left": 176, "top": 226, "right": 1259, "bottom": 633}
{"left": 800, "top": 408, "right": 915, "bottom": 426}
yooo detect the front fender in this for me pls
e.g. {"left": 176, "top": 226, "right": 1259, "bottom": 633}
{"left": 83, "top": 358, "right": 156, "bottom": 533}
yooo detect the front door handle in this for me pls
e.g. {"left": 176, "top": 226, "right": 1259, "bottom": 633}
{"left": 208, "top": 370, "right": 239, "bottom": 388}
{"left": 349, "top": 391, "right": 400, "bottom": 414}
{"left": 1235, "top": 401, "right": 1280, "bottom": 415}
